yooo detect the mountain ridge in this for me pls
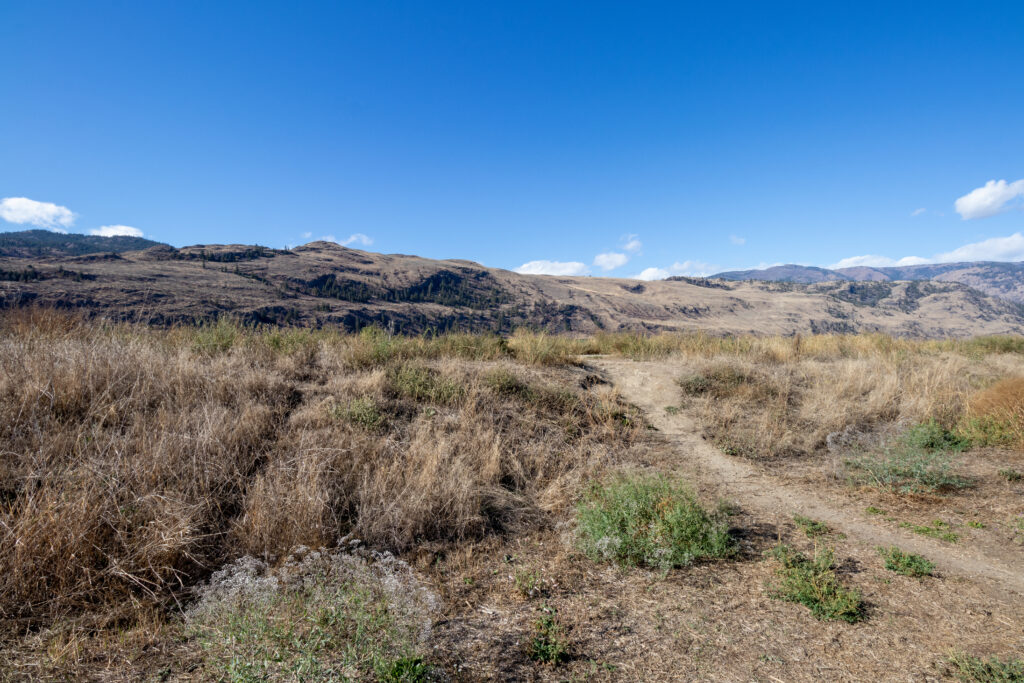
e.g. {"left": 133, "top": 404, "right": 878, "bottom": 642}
{"left": 3, "top": 237, "right": 1024, "bottom": 337}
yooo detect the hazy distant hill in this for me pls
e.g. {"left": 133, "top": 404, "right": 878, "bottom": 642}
{"left": 714, "top": 261, "right": 1024, "bottom": 305}
{"left": 0, "top": 229, "right": 165, "bottom": 258}
{"left": 3, "top": 239, "right": 1024, "bottom": 337}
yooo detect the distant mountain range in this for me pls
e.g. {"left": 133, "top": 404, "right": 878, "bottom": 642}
{"left": 2, "top": 230, "right": 1024, "bottom": 337}
{"left": 713, "top": 261, "right": 1024, "bottom": 305}
{"left": 0, "top": 229, "right": 165, "bottom": 258}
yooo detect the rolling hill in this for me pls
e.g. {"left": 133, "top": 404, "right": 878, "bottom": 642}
{"left": 714, "top": 261, "right": 1024, "bottom": 305}
{"left": 3, "top": 237, "right": 1024, "bottom": 337}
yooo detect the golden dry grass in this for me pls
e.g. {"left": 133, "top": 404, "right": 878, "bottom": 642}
{"left": 0, "top": 311, "right": 643, "bottom": 628}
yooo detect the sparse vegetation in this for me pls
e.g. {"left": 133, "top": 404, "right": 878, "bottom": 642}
{"left": 877, "top": 546, "right": 935, "bottom": 577}
{"left": 948, "top": 652, "right": 1024, "bottom": 682}
{"left": 766, "top": 545, "right": 864, "bottom": 623}
{"left": 998, "top": 468, "right": 1023, "bottom": 482}
{"left": 529, "top": 603, "right": 569, "bottom": 665}
{"left": 575, "top": 474, "right": 735, "bottom": 570}
{"left": 899, "top": 520, "right": 960, "bottom": 543}
{"left": 793, "top": 514, "right": 830, "bottom": 538}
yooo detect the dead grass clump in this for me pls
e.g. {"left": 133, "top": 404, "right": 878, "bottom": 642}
{"left": 962, "top": 377, "right": 1024, "bottom": 449}
{"left": 0, "top": 311, "right": 645, "bottom": 629}
{"left": 675, "top": 351, "right": 998, "bottom": 460}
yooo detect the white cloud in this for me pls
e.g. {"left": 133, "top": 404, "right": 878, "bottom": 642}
{"left": 515, "top": 260, "right": 589, "bottom": 276}
{"left": 633, "top": 260, "right": 719, "bottom": 280}
{"left": 0, "top": 197, "right": 76, "bottom": 230}
{"left": 935, "top": 232, "right": 1024, "bottom": 263}
{"left": 317, "top": 233, "right": 373, "bottom": 247}
{"left": 621, "top": 234, "right": 642, "bottom": 253}
{"left": 593, "top": 252, "right": 629, "bottom": 271}
{"left": 830, "top": 254, "right": 929, "bottom": 269}
{"left": 341, "top": 233, "right": 373, "bottom": 247}
{"left": 829, "top": 232, "right": 1024, "bottom": 269}
{"left": 90, "top": 225, "right": 143, "bottom": 238}
{"left": 301, "top": 231, "right": 312, "bottom": 239}
{"left": 911, "top": 207, "right": 926, "bottom": 216}
{"left": 635, "top": 267, "right": 671, "bottom": 281}
{"left": 955, "top": 179, "right": 1024, "bottom": 220}
{"left": 729, "top": 235, "right": 746, "bottom": 246}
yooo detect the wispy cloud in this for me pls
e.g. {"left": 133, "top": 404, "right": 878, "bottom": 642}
{"left": 729, "top": 235, "right": 746, "bottom": 246}
{"left": 830, "top": 232, "right": 1024, "bottom": 269}
{"left": 90, "top": 225, "right": 143, "bottom": 238}
{"left": 317, "top": 233, "right": 373, "bottom": 247}
{"left": 0, "top": 197, "right": 76, "bottom": 231}
{"left": 301, "top": 231, "right": 312, "bottom": 239}
{"left": 621, "top": 234, "right": 642, "bottom": 253}
{"left": 340, "top": 233, "right": 373, "bottom": 247}
{"left": 911, "top": 207, "right": 926, "bottom": 216}
{"left": 955, "top": 179, "right": 1024, "bottom": 220}
{"left": 593, "top": 252, "right": 629, "bottom": 271}
{"left": 633, "top": 260, "right": 719, "bottom": 280}
{"left": 515, "top": 260, "right": 589, "bottom": 276}
{"left": 830, "top": 254, "right": 929, "bottom": 269}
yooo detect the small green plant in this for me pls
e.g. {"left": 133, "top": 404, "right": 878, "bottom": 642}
{"left": 901, "top": 419, "right": 969, "bottom": 452}
{"left": 388, "top": 363, "right": 464, "bottom": 405}
{"left": 793, "top": 514, "right": 830, "bottom": 538}
{"left": 576, "top": 474, "right": 735, "bottom": 570}
{"left": 947, "top": 651, "right": 1024, "bottom": 682}
{"left": 379, "top": 656, "right": 433, "bottom": 682}
{"left": 664, "top": 405, "right": 680, "bottom": 415}
{"left": 899, "top": 519, "right": 959, "bottom": 543}
{"left": 514, "top": 568, "right": 544, "bottom": 599}
{"left": 865, "top": 506, "right": 886, "bottom": 515}
{"left": 332, "top": 396, "right": 387, "bottom": 431}
{"left": 957, "top": 416, "right": 1017, "bottom": 449}
{"left": 846, "top": 447, "right": 970, "bottom": 493}
{"left": 765, "top": 544, "right": 864, "bottom": 623}
{"left": 968, "top": 520, "right": 987, "bottom": 529}
{"left": 998, "top": 468, "right": 1023, "bottom": 482}
{"left": 877, "top": 546, "right": 934, "bottom": 577}
{"left": 530, "top": 603, "right": 568, "bottom": 665}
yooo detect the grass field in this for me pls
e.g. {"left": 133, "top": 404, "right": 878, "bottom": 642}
{"left": 2, "top": 310, "right": 1023, "bottom": 680}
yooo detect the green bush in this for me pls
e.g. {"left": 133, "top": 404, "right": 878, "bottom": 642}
{"left": 948, "top": 651, "right": 1024, "bottom": 682}
{"left": 901, "top": 419, "right": 969, "bottom": 452}
{"left": 846, "top": 447, "right": 970, "bottom": 493}
{"left": 333, "top": 397, "right": 387, "bottom": 431}
{"left": 998, "top": 468, "right": 1022, "bottom": 482}
{"left": 898, "top": 519, "right": 959, "bottom": 543}
{"left": 575, "top": 475, "right": 735, "bottom": 570}
{"left": 766, "top": 544, "right": 864, "bottom": 623}
{"left": 793, "top": 514, "right": 830, "bottom": 538}
{"left": 529, "top": 603, "right": 568, "bottom": 665}
{"left": 877, "top": 546, "right": 934, "bottom": 577}
{"left": 387, "top": 364, "right": 464, "bottom": 405}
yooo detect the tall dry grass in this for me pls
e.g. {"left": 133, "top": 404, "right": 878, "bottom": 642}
{"left": 674, "top": 347, "right": 1024, "bottom": 459}
{"left": 0, "top": 311, "right": 643, "bottom": 626}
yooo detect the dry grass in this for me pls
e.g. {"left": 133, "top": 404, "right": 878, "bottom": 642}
{"left": 0, "top": 311, "right": 643, "bottom": 630}
{"left": 671, "top": 345, "right": 1024, "bottom": 460}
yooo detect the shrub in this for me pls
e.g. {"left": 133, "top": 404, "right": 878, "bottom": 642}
{"left": 877, "top": 546, "right": 934, "bottom": 577}
{"left": 947, "top": 652, "right": 1024, "bottom": 682}
{"left": 998, "top": 468, "right": 1022, "bottom": 482}
{"left": 846, "top": 446, "right": 970, "bottom": 493}
{"left": 793, "top": 514, "right": 830, "bottom": 538}
{"left": 902, "top": 419, "right": 968, "bottom": 452}
{"left": 333, "top": 396, "right": 387, "bottom": 431}
{"left": 576, "top": 475, "right": 735, "bottom": 570}
{"left": 766, "top": 544, "right": 864, "bottom": 623}
{"left": 898, "top": 520, "right": 959, "bottom": 543}
{"left": 529, "top": 603, "right": 568, "bottom": 665}
{"left": 387, "top": 363, "right": 464, "bottom": 405}
{"left": 678, "top": 364, "right": 754, "bottom": 398}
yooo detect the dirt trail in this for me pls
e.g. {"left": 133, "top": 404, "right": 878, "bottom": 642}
{"left": 589, "top": 357, "right": 1024, "bottom": 597}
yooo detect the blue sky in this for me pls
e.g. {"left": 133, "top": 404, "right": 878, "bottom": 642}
{"left": 2, "top": 1, "right": 1023, "bottom": 279}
